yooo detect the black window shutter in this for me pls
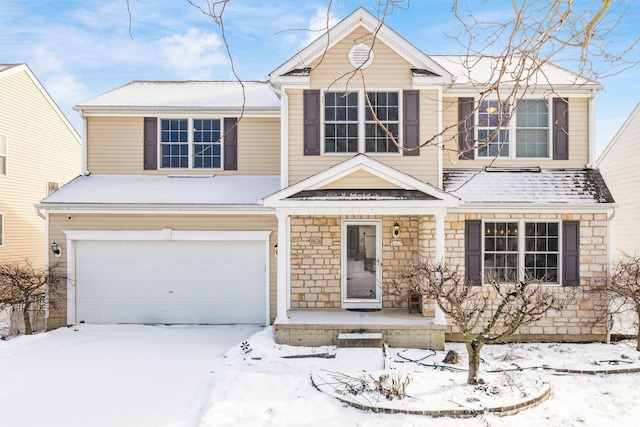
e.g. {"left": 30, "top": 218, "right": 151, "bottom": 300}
{"left": 458, "top": 97, "right": 475, "bottom": 160}
{"left": 553, "top": 98, "right": 569, "bottom": 160}
{"left": 562, "top": 221, "right": 580, "bottom": 286}
{"left": 465, "top": 220, "right": 482, "bottom": 285}
{"left": 303, "top": 90, "right": 321, "bottom": 155}
{"left": 143, "top": 117, "right": 157, "bottom": 170}
{"left": 403, "top": 90, "right": 420, "bottom": 156}
{"left": 224, "top": 118, "right": 238, "bottom": 170}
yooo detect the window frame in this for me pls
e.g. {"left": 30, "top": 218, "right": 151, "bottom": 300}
{"left": 476, "top": 98, "right": 552, "bottom": 160}
{"left": 158, "top": 117, "right": 224, "bottom": 170}
{"left": 0, "top": 213, "right": 3, "bottom": 247}
{"left": 321, "top": 89, "right": 403, "bottom": 155}
{"left": 481, "top": 219, "right": 561, "bottom": 285}
{"left": 0, "top": 133, "right": 7, "bottom": 176}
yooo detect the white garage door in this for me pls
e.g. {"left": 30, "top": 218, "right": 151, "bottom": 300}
{"left": 74, "top": 240, "right": 267, "bottom": 324}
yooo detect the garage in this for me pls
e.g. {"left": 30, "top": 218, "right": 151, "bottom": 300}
{"left": 71, "top": 234, "right": 269, "bottom": 325}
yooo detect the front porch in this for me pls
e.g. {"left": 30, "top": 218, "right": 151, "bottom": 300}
{"left": 274, "top": 309, "right": 446, "bottom": 349}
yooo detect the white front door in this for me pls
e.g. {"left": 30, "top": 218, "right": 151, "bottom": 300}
{"left": 342, "top": 220, "right": 382, "bottom": 309}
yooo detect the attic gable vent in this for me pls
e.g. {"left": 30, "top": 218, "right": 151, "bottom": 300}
{"left": 348, "top": 43, "right": 374, "bottom": 68}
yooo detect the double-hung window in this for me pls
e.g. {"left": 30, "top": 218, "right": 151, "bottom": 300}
{"left": 477, "top": 99, "right": 550, "bottom": 159}
{"left": 324, "top": 90, "right": 400, "bottom": 154}
{"left": 483, "top": 220, "right": 560, "bottom": 284}
{"left": 160, "top": 118, "right": 222, "bottom": 169}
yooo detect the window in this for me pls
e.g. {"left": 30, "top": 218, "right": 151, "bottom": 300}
{"left": 516, "top": 100, "right": 549, "bottom": 158}
{"left": 47, "top": 181, "right": 59, "bottom": 196}
{"left": 0, "top": 213, "right": 3, "bottom": 247}
{"left": 483, "top": 220, "right": 560, "bottom": 284}
{"left": 0, "top": 134, "right": 7, "bottom": 176}
{"left": 477, "top": 99, "right": 550, "bottom": 159}
{"left": 365, "top": 92, "right": 399, "bottom": 153}
{"left": 478, "top": 101, "right": 510, "bottom": 157}
{"left": 524, "top": 222, "right": 559, "bottom": 282}
{"left": 324, "top": 92, "right": 358, "bottom": 153}
{"left": 484, "top": 222, "right": 519, "bottom": 282}
{"left": 160, "top": 118, "right": 222, "bottom": 169}
{"left": 323, "top": 91, "right": 400, "bottom": 154}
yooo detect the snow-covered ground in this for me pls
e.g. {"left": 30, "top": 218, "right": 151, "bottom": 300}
{"left": 1, "top": 324, "right": 639, "bottom": 427}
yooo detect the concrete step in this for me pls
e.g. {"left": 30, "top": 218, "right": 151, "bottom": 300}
{"left": 337, "top": 332, "right": 383, "bottom": 348}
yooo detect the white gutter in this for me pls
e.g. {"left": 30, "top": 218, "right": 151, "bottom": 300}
{"left": 34, "top": 205, "right": 45, "bottom": 219}
{"left": 267, "top": 81, "right": 289, "bottom": 189}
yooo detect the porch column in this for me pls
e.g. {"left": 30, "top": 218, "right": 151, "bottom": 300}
{"left": 434, "top": 212, "right": 447, "bottom": 325}
{"left": 275, "top": 211, "right": 289, "bottom": 323}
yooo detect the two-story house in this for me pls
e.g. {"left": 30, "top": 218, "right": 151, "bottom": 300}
{"left": 38, "top": 9, "right": 614, "bottom": 348}
{"left": 0, "top": 64, "right": 81, "bottom": 266}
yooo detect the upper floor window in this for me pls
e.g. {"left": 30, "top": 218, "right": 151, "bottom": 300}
{"left": 0, "top": 134, "right": 7, "bottom": 176}
{"left": 160, "top": 118, "right": 222, "bottom": 169}
{"left": 323, "top": 91, "right": 400, "bottom": 154}
{"left": 477, "top": 99, "right": 549, "bottom": 159}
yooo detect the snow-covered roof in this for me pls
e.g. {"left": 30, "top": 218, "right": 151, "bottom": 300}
{"left": 74, "top": 81, "right": 280, "bottom": 113}
{"left": 431, "top": 56, "right": 601, "bottom": 90}
{"left": 39, "top": 175, "right": 281, "bottom": 207}
{"left": 0, "top": 64, "right": 21, "bottom": 73}
{"left": 443, "top": 168, "right": 614, "bottom": 204}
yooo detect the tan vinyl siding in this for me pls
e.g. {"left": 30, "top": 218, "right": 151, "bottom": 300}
{"left": 442, "top": 97, "right": 590, "bottom": 168}
{"left": 308, "top": 27, "right": 413, "bottom": 89}
{"left": 320, "top": 169, "right": 402, "bottom": 189}
{"left": 0, "top": 68, "right": 80, "bottom": 266}
{"left": 287, "top": 89, "right": 440, "bottom": 186}
{"left": 47, "top": 213, "right": 278, "bottom": 323}
{"left": 87, "top": 116, "right": 280, "bottom": 175}
{"left": 597, "top": 106, "right": 640, "bottom": 257}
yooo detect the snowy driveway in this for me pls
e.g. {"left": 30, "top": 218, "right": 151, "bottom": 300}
{"left": 0, "top": 324, "right": 261, "bottom": 427}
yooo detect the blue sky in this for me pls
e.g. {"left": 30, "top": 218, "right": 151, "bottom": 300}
{"left": 1, "top": 0, "right": 638, "bottom": 156}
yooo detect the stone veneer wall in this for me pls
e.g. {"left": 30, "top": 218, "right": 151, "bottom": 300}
{"left": 289, "top": 215, "right": 424, "bottom": 309}
{"left": 443, "top": 212, "right": 609, "bottom": 341}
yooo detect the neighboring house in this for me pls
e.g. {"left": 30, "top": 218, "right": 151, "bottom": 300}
{"left": 596, "top": 103, "right": 640, "bottom": 258}
{"left": 0, "top": 64, "right": 81, "bottom": 266}
{"left": 38, "top": 9, "right": 615, "bottom": 348}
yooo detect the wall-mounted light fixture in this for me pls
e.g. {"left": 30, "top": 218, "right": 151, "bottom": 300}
{"left": 51, "top": 242, "right": 62, "bottom": 257}
{"left": 274, "top": 243, "right": 278, "bottom": 257}
{"left": 393, "top": 222, "right": 400, "bottom": 238}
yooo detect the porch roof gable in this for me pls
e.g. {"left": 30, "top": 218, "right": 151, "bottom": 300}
{"left": 262, "top": 154, "right": 458, "bottom": 208}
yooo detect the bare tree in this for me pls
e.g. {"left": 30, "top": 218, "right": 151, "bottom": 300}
{"left": 390, "top": 260, "right": 564, "bottom": 385}
{"left": 123, "top": 1, "right": 638, "bottom": 162}
{"left": 608, "top": 254, "right": 640, "bottom": 350}
{"left": 0, "top": 260, "right": 66, "bottom": 335}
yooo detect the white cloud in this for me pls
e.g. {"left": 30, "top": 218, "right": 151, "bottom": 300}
{"left": 159, "top": 28, "right": 229, "bottom": 80}
{"left": 301, "top": 6, "right": 340, "bottom": 47}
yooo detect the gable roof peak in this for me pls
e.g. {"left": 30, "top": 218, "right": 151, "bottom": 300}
{"left": 268, "top": 8, "right": 452, "bottom": 84}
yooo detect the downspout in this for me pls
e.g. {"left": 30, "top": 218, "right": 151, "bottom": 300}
{"left": 586, "top": 90, "right": 597, "bottom": 168}
{"left": 606, "top": 204, "right": 617, "bottom": 344}
{"left": 80, "top": 109, "right": 90, "bottom": 176}
{"left": 437, "top": 86, "right": 443, "bottom": 189}
{"left": 267, "top": 80, "right": 288, "bottom": 190}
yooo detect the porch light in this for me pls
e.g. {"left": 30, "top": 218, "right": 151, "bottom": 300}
{"left": 50, "top": 242, "right": 62, "bottom": 257}
{"left": 274, "top": 243, "right": 278, "bottom": 257}
{"left": 393, "top": 222, "right": 400, "bottom": 238}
